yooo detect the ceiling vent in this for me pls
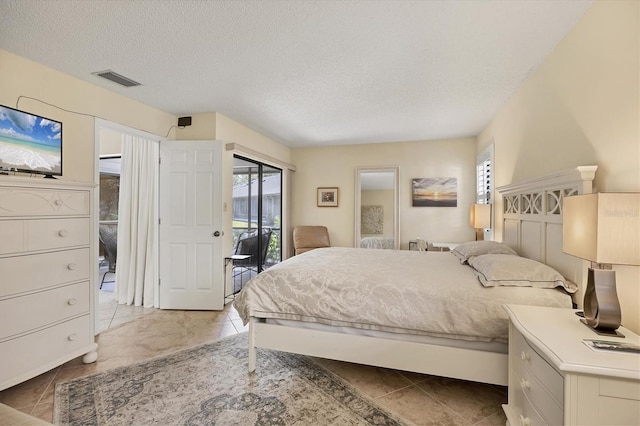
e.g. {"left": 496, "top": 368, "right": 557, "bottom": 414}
{"left": 92, "top": 70, "right": 141, "bottom": 87}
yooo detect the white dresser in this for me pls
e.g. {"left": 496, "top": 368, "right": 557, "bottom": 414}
{"left": 0, "top": 177, "right": 98, "bottom": 391}
{"left": 503, "top": 304, "right": 640, "bottom": 426}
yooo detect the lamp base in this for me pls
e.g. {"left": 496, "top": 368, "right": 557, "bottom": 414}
{"left": 580, "top": 319, "right": 624, "bottom": 338}
{"left": 582, "top": 267, "right": 624, "bottom": 338}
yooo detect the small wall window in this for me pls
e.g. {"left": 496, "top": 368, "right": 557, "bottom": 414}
{"left": 476, "top": 144, "right": 493, "bottom": 205}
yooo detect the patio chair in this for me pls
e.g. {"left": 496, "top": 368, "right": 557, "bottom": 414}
{"left": 230, "top": 228, "right": 272, "bottom": 293}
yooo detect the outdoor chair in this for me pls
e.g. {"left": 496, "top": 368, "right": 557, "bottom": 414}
{"left": 230, "top": 228, "right": 272, "bottom": 294}
{"left": 99, "top": 223, "right": 118, "bottom": 289}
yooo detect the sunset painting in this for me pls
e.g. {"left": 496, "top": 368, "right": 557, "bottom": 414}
{"left": 412, "top": 177, "right": 457, "bottom": 207}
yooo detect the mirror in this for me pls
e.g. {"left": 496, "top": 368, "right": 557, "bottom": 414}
{"left": 354, "top": 166, "right": 399, "bottom": 250}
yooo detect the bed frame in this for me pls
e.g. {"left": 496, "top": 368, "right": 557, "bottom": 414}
{"left": 498, "top": 165, "right": 596, "bottom": 307}
{"left": 247, "top": 165, "right": 597, "bottom": 386}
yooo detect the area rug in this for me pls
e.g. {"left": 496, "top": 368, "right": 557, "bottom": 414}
{"left": 54, "top": 333, "right": 408, "bottom": 425}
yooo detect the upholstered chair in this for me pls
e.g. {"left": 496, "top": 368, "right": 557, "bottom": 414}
{"left": 292, "top": 226, "right": 330, "bottom": 255}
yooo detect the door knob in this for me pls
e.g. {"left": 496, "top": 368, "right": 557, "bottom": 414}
{"left": 213, "top": 231, "right": 223, "bottom": 237}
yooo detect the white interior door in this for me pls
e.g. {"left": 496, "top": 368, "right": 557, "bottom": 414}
{"left": 159, "top": 140, "right": 224, "bottom": 310}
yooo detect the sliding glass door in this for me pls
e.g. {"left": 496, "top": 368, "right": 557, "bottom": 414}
{"left": 231, "top": 156, "right": 282, "bottom": 289}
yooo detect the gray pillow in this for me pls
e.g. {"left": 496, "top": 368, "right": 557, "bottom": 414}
{"left": 451, "top": 241, "right": 518, "bottom": 264}
{"left": 468, "top": 254, "right": 577, "bottom": 293}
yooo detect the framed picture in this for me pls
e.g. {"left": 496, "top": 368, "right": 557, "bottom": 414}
{"left": 412, "top": 177, "right": 457, "bottom": 207}
{"left": 317, "top": 187, "right": 339, "bottom": 207}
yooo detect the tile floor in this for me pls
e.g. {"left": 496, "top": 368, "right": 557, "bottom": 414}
{"left": 1, "top": 279, "right": 508, "bottom": 425}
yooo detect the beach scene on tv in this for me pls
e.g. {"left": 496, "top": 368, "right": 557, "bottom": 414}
{"left": 0, "top": 105, "right": 62, "bottom": 175}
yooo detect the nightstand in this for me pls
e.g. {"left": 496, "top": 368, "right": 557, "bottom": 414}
{"left": 503, "top": 304, "right": 640, "bottom": 426}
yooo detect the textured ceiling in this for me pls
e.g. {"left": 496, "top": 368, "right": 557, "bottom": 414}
{"left": 0, "top": 0, "right": 592, "bottom": 147}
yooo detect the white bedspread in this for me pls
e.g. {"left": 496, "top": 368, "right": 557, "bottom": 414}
{"left": 234, "top": 247, "right": 573, "bottom": 343}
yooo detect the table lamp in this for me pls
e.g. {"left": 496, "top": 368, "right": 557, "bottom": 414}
{"left": 470, "top": 203, "right": 491, "bottom": 241}
{"left": 563, "top": 193, "right": 640, "bottom": 337}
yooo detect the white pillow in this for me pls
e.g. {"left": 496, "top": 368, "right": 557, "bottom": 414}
{"left": 468, "top": 254, "right": 577, "bottom": 293}
{"left": 451, "top": 241, "right": 518, "bottom": 264}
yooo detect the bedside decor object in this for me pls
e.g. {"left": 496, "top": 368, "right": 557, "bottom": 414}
{"left": 469, "top": 203, "right": 491, "bottom": 241}
{"left": 317, "top": 187, "right": 338, "bottom": 207}
{"left": 412, "top": 177, "right": 457, "bottom": 207}
{"left": 563, "top": 192, "right": 640, "bottom": 337}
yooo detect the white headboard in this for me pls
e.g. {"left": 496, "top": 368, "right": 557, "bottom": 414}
{"left": 497, "top": 165, "right": 597, "bottom": 306}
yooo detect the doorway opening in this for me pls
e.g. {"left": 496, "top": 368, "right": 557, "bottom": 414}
{"left": 229, "top": 156, "right": 282, "bottom": 296}
{"left": 95, "top": 120, "right": 162, "bottom": 331}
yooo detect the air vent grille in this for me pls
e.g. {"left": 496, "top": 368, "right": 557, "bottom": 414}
{"left": 92, "top": 70, "right": 141, "bottom": 87}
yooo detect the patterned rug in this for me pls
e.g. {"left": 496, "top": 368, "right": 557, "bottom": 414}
{"left": 54, "top": 333, "right": 408, "bottom": 425}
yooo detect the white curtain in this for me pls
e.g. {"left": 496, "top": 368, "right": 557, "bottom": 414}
{"left": 115, "top": 134, "right": 159, "bottom": 308}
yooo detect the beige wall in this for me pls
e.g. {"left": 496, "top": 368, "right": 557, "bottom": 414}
{"left": 0, "top": 49, "right": 176, "bottom": 182}
{"left": 477, "top": 0, "right": 640, "bottom": 333}
{"left": 99, "top": 128, "right": 123, "bottom": 156}
{"left": 215, "top": 113, "right": 292, "bottom": 164}
{"left": 174, "top": 113, "right": 217, "bottom": 140}
{"left": 291, "top": 138, "right": 477, "bottom": 249}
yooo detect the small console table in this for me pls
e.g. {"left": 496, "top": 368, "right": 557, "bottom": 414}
{"left": 408, "top": 241, "right": 459, "bottom": 251}
{"left": 431, "top": 242, "right": 459, "bottom": 251}
{"left": 224, "top": 255, "right": 251, "bottom": 302}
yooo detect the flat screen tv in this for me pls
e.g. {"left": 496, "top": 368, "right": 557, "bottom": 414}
{"left": 0, "top": 104, "right": 62, "bottom": 178}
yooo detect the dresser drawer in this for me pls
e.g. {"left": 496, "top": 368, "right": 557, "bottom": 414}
{"left": 509, "top": 369, "right": 550, "bottom": 426}
{"left": 513, "top": 358, "right": 563, "bottom": 425}
{"left": 0, "top": 218, "right": 90, "bottom": 255}
{"left": 511, "top": 328, "right": 564, "bottom": 406}
{"left": 0, "top": 282, "right": 90, "bottom": 340}
{"left": 0, "top": 187, "right": 90, "bottom": 217}
{"left": 0, "top": 315, "right": 92, "bottom": 387}
{"left": 0, "top": 248, "right": 90, "bottom": 297}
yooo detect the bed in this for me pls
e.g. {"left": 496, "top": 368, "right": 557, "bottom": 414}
{"left": 234, "top": 165, "right": 597, "bottom": 386}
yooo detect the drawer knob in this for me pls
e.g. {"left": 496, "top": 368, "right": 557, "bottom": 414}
{"left": 67, "top": 263, "right": 77, "bottom": 270}
{"left": 520, "top": 351, "right": 530, "bottom": 361}
{"left": 55, "top": 199, "right": 63, "bottom": 206}
{"left": 519, "top": 414, "right": 531, "bottom": 426}
{"left": 520, "top": 379, "right": 530, "bottom": 391}
{"left": 58, "top": 229, "right": 69, "bottom": 237}
{"left": 68, "top": 333, "right": 77, "bottom": 341}
{"left": 68, "top": 298, "right": 77, "bottom": 306}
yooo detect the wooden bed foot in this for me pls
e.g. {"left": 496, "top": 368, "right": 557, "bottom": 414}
{"left": 248, "top": 317, "right": 256, "bottom": 372}
{"left": 248, "top": 348, "right": 256, "bottom": 372}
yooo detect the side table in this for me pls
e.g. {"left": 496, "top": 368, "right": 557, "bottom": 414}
{"left": 503, "top": 304, "right": 640, "bottom": 425}
{"left": 224, "top": 255, "right": 251, "bottom": 302}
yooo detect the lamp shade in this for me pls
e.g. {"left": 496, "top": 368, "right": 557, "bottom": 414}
{"left": 469, "top": 203, "right": 491, "bottom": 229}
{"left": 563, "top": 193, "right": 640, "bottom": 265}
